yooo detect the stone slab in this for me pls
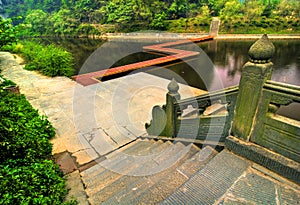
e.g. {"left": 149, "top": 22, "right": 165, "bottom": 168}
{"left": 162, "top": 150, "right": 250, "bottom": 204}
{"left": 220, "top": 169, "right": 300, "bottom": 205}
{"left": 53, "top": 151, "right": 77, "bottom": 175}
{"left": 65, "top": 171, "right": 89, "bottom": 205}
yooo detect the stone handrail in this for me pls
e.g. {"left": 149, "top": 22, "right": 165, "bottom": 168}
{"left": 146, "top": 34, "right": 300, "bottom": 183}
{"left": 249, "top": 80, "right": 300, "bottom": 163}
{"left": 175, "top": 85, "right": 239, "bottom": 113}
{"left": 145, "top": 82, "right": 239, "bottom": 141}
{"left": 226, "top": 34, "right": 300, "bottom": 184}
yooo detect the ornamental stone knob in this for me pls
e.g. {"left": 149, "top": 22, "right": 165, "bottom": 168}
{"left": 249, "top": 34, "right": 275, "bottom": 64}
{"left": 167, "top": 78, "right": 179, "bottom": 94}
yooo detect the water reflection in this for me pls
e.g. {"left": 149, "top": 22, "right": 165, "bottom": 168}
{"left": 41, "top": 38, "right": 300, "bottom": 120}
{"left": 43, "top": 38, "right": 300, "bottom": 88}
{"left": 197, "top": 40, "right": 300, "bottom": 87}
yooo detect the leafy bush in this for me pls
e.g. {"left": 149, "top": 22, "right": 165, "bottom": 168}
{"left": 150, "top": 13, "right": 167, "bottom": 30}
{"left": 20, "top": 41, "right": 43, "bottom": 62}
{"left": 0, "top": 17, "right": 20, "bottom": 48}
{"left": 20, "top": 41, "right": 75, "bottom": 77}
{"left": 0, "top": 76, "right": 76, "bottom": 204}
{"left": 77, "top": 23, "right": 101, "bottom": 37}
{"left": 0, "top": 90, "right": 55, "bottom": 163}
{"left": 0, "top": 159, "right": 71, "bottom": 205}
{"left": 1, "top": 42, "right": 23, "bottom": 53}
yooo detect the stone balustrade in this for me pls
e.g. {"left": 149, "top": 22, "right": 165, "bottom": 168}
{"left": 146, "top": 34, "right": 300, "bottom": 183}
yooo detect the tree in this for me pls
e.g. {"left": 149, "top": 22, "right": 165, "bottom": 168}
{"left": 24, "top": 10, "right": 49, "bottom": 35}
{"left": 208, "top": 0, "right": 227, "bottom": 16}
{"left": 50, "top": 9, "right": 80, "bottom": 36}
{"left": 150, "top": 12, "right": 167, "bottom": 30}
{"left": 243, "top": 0, "right": 264, "bottom": 20}
{"left": 275, "top": 0, "right": 300, "bottom": 18}
{"left": 106, "top": 0, "right": 134, "bottom": 24}
{"left": 0, "top": 17, "right": 20, "bottom": 47}
{"left": 220, "top": 0, "right": 242, "bottom": 19}
{"left": 168, "top": 0, "right": 188, "bottom": 19}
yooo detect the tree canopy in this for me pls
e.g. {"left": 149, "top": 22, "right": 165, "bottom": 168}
{"left": 0, "top": 0, "right": 299, "bottom": 35}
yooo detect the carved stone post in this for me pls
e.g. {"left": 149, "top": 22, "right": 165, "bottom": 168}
{"left": 165, "top": 79, "right": 181, "bottom": 137}
{"left": 231, "top": 34, "right": 275, "bottom": 141}
{"left": 209, "top": 17, "right": 220, "bottom": 36}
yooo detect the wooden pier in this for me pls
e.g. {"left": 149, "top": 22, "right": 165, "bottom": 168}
{"left": 73, "top": 35, "right": 213, "bottom": 86}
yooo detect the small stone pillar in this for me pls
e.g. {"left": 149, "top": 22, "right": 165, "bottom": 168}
{"left": 165, "top": 79, "right": 181, "bottom": 137}
{"left": 209, "top": 17, "right": 220, "bottom": 36}
{"left": 231, "top": 34, "right": 275, "bottom": 141}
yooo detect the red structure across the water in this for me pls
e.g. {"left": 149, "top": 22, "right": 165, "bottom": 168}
{"left": 73, "top": 35, "right": 214, "bottom": 86}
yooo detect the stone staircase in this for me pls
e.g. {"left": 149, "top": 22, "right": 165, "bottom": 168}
{"left": 79, "top": 138, "right": 300, "bottom": 204}
{"left": 80, "top": 138, "right": 219, "bottom": 204}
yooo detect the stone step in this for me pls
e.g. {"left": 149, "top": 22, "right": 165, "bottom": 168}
{"left": 176, "top": 145, "right": 218, "bottom": 178}
{"left": 123, "top": 139, "right": 169, "bottom": 156}
{"left": 161, "top": 149, "right": 250, "bottom": 204}
{"left": 80, "top": 139, "right": 153, "bottom": 181}
{"left": 135, "top": 146, "right": 218, "bottom": 204}
{"left": 101, "top": 142, "right": 201, "bottom": 204}
{"left": 87, "top": 140, "right": 173, "bottom": 204}
{"left": 82, "top": 139, "right": 161, "bottom": 194}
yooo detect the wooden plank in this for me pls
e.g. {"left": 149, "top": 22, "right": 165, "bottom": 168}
{"left": 73, "top": 36, "right": 214, "bottom": 86}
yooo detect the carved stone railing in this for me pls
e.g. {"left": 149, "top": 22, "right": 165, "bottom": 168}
{"left": 146, "top": 34, "right": 300, "bottom": 183}
{"left": 226, "top": 34, "right": 300, "bottom": 184}
{"left": 248, "top": 81, "right": 300, "bottom": 163}
{"left": 175, "top": 85, "right": 238, "bottom": 141}
{"left": 145, "top": 79, "right": 239, "bottom": 142}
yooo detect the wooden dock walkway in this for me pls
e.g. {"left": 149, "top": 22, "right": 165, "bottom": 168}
{"left": 73, "top": 35, "right": 214, "bottom": 86}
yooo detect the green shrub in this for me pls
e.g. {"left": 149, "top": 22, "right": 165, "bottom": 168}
{"left": 0, "top": 90, "right": 55, "bottom": 163}
{"left": 0, "top": 17, "right": 20, "bottom": 48}
{"left": 21, "top": 41, "right": 43, "bottom": 62}
{"left": 0, "top": 76, "right": 76, "bottom": 204}
{"left": 0, "top": 75, "right": 16, "bottom": 87}
{"left": 0, "top": 159, "right": 74, "bottom": 205}
{"left": 19, "top": 41, "right": 74, "bottom": 77}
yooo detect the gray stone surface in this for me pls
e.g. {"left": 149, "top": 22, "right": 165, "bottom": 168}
{"left": 1, "top": 52, "right": 299, "bottom": 204}
{"left": 0, "top": 52, "right": 203, "bottom": 166}
{"left": 65, "top": 171, "right": 89, "bottom": 205}
{"left": 219, "top": 169, "right": 300, "bottom": 205}
{"left": 162, "top": 150, "right": 250, "bottom": 205}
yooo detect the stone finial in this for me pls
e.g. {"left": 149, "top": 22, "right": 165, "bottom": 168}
{"left": 167, "top": 78, "right": 179, "bottom": 94}
{"left": 248, "top": 34, "right": 275, "bottom": 64}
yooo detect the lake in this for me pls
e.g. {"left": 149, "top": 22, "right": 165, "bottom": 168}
{"left": 42, "top": 38, "right": 299, "bottom": 87}
{"left": 42, "top": 37, "right": 300, "bottom": 120}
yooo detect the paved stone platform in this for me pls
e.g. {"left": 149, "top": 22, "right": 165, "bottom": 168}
{"left": 0, "top": 52, "right": 205, "bottom": 165}
{"left": 1, "top": 52, "right": 299, "bottom": 204}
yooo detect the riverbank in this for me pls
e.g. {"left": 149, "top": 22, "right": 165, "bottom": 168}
{"left": 100, "top": 32, "right": 300, "bottom": 40}
{"left": 19, "top": 33, "right": 300, "bottom": 41}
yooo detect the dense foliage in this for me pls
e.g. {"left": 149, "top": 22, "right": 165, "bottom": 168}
{"left": 3, "top": 41, "right": 75, "bottom": 77}
{"left": 0, "top": 160, "right": 68, "bottom": 204}
{"left": 0, "top": 0, "right": 299, "bottom": 35}
{"left": 0, "top": 17, "right": 20, "bottom": 47}
{"left": 0, "top": 77, "right": 75, "bottom": 204}
{"left": 0, "top": 90, "right": 54, "bottom": 162}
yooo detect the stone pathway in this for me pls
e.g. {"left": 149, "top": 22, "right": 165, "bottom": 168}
{"left": 1, "top": 52, "right": 299, "bottom": 204}
{"left": 0, "top": 52, "right": 205, "bottom": 203}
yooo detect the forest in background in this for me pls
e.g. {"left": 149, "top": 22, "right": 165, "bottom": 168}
{"left": 0, "top": 0, "right": 299, "bottom": 36}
